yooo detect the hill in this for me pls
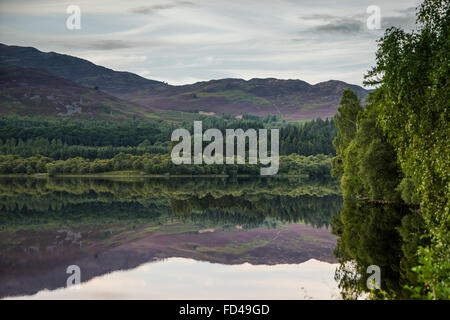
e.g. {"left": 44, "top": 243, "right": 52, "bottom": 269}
{"left": 0, "top": 43, "right": 167, "bottom": 95}
{"left": 0, "top": 43, "right": 369, "bottom": 121}
{"left": 0, "top": 64, "right": 155, "bottom": 120}
{"left": 122, "top": 77, "right": 368, "bottom": 120}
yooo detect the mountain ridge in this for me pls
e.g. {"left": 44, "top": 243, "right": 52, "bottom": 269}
{"left": 0, "top": 63, "right": 156, "bottom": 120}
{"left": 0, "top": 43, "right": 369, "bottom": 120}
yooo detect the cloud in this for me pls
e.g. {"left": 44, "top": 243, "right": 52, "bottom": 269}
{"left": 299, "top": 13, "right": 365, "bottom": 34}
{"left": 313, "top": 19, "right": 363, "bottom": 33}
{"left": 131, "top": 1, "right": 193, "bottom": 15}
{"left": 300, "top": 6, "right": 416, "bottom": 34}
{"left": 49, "top": 39, "right": 145, "bottom": 51}
{"left": 396, "top": 6, "right": 417, "bottom": 15}
{"left": 84, "top": 40, "right": 133, "bottom": 50}
{"left": 298, "top": 14, "right": 336, "bottom": 21}
{"left": 382, "top": 7, "right": 416, "bottom": 29}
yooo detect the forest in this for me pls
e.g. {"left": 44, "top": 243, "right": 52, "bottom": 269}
{"left": 0, "top": 153, "right": 332, "bottom": 177}
{"left": 0, "top": 114, "right": 336, "bottom": 176}
{"left": 0, "top": 115, "right": 336, "bottom": 159}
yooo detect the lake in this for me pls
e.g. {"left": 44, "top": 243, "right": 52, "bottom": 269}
{"left": 0, "top": 176, "right": 343, "bottom": 299}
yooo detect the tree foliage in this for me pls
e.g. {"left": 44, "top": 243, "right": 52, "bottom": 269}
{"left": 364, "top": 0, "right": 449, "bottom": 299}
{"left": 333, "top": 0, "right": 449, "bottom": 299}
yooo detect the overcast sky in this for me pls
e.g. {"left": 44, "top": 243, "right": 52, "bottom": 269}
{"left": 0, "top": 0, "right": 420, "bottom": 86}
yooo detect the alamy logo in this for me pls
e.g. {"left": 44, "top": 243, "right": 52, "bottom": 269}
{"left": 66, "top": 265, "right": 81, "bottom": 289}
{"left": 366, "top": 5, "right": 381, "bottom": 30}
{"left": 66, "top": 5, "right": 81, "bottom": 30}
{"left": 366, "top": 265, "right": 381, "bottom": 290}
{"left": 171, "top": 121, "right": 279, "bottom": 175}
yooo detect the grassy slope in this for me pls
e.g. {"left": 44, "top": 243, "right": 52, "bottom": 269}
{"left": 0, "top": 64, "right": 156, "bottom": 121}
{"left": 1, "top": 44, "right": 369, "bottom": 121}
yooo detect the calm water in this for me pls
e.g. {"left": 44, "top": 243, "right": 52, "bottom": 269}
{"left": 0, "top": 177, "right": 343, "bottom": 299}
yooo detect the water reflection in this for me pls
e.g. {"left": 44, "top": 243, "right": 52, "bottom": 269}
{"left": 0, "top": 177, "right": 342, "bottom": 299}
{"left": 6, "top": 258, "right": 340, "bottom": 300}
{"left": 331, "top": 200, "right": 427, "bottom": 299}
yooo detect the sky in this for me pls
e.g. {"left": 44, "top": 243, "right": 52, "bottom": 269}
{"left": 0, "top": 0, "right": 420, "bottom": 87}
{"left": 7, "top": 258, "right": 341, "bottom": 300}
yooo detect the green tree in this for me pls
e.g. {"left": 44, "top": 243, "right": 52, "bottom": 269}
{"left": 364, "top": 0, "right": 449, "bottom": 298}
{"left": 332, "top": 89, "right": 363, "bottom": 179}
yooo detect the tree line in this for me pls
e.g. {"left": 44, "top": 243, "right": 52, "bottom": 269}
{"left": 0, "top": 115, "right": 336, "bottom": 160}
{"left": 0, "top": 153, "right": 332, "bottom": 177}
{"left": 0, "top": 137, "right": 168, "bottom": 160}
{"left": 0, "top": 177, "right": 340, "bottom": 229}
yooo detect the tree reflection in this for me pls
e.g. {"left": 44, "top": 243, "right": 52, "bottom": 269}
{"left": 332, "top": 200, "right": 428, "bottom": 299}
{"left": 0, "top": 177, "right": 341, "bottom": 229}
